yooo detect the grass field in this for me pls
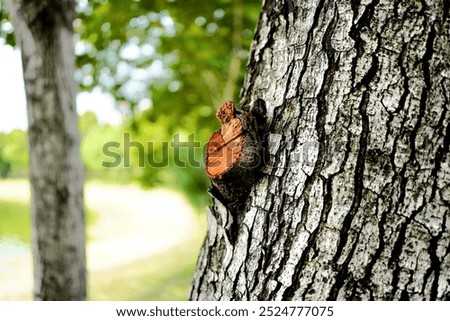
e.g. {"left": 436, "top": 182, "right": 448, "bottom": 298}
{"left": 0, "top": 199, "right": 30, "bottom": 243}
{"left": 89, "top": 235, "right": 203, "bottom": 300}
{"left": 0, "top": 181, "right": 206, "bottom": 300}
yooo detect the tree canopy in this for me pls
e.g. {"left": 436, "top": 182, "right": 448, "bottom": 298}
{"left": 0, "top": 0, "right": 262, "bottom": 207}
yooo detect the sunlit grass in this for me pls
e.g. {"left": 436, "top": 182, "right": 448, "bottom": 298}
{"left": 89, "top": 235, "right": 204, "bottom": 300}
{"left": 0, "top": 199, "right": 31, "bottom": 243}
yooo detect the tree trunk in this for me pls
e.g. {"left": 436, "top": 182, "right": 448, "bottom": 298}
{"left": 5, "top": 0, "right": 86, "bottom": 300}
{"left": 191, "top": 0, "right": 450, "bottom": 300}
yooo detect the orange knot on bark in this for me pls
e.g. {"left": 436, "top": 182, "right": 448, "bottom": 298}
{"left": 206, "top": 102, "right": 245, "bottom": 178}
{"left": 205, "top": 101, "right": 262, "bottom": 208}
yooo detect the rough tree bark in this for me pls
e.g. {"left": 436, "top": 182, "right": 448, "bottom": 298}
{"left": 191, "top": 0, "right": 450, "bottom": 300}
{"left": 5, "top": 0, "right": 86, "bottom": 300}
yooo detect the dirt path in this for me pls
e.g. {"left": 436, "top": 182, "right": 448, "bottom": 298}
{"left": 0, "top": 180, "right": 200, "bottom": 300}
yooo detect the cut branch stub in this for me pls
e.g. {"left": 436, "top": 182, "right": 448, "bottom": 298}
{"left": 206, "top": 102, "right": 246, "bottom": 178}
{"left": 206, "top": 101, "right": 262, "bottom": 207}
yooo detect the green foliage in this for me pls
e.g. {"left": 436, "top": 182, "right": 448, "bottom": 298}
{"left": 0, "top": 152, "right": 11, "bottom": 178}
{"left": 79, "top": 112, "right": 133, "bottom": 183}
{"left": 76, "top": 0, "right": 261, "bottom": 207}
{"left": 0, "top": 3, "right": 15, "bottom": 46}
{"left": 79, "top": 111, "right": 99, "bottom": 135}
{"left": 0, "top": 130, "right": 28, "bottom": 178}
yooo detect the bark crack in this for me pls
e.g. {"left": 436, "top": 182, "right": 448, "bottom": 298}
{"left": 389, "top": 202, "right": 426, "bottom": 297}
{"left": 422, "top": 214, "right": 446, "bottom": 299}
{"left": 333, "top": 89, "right": 372, "bottom": 262}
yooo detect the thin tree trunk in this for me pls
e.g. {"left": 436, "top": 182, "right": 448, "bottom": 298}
{"left": 191, "top": 0, "right": 450, "bottom": 300}
{"left": 5, "top": 0, "right": 86, "bottom": 300}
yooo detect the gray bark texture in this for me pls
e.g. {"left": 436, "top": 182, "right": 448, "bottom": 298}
{"left": 4, "top": 0, "right": 86, "bottom": 300}
{"left": 191, "top": 0, "right": 450, "bottom": 300}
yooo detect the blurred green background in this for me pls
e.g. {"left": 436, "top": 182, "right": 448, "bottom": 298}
{"left": 0, "top": 0, "right": 261, "bottom": 300}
